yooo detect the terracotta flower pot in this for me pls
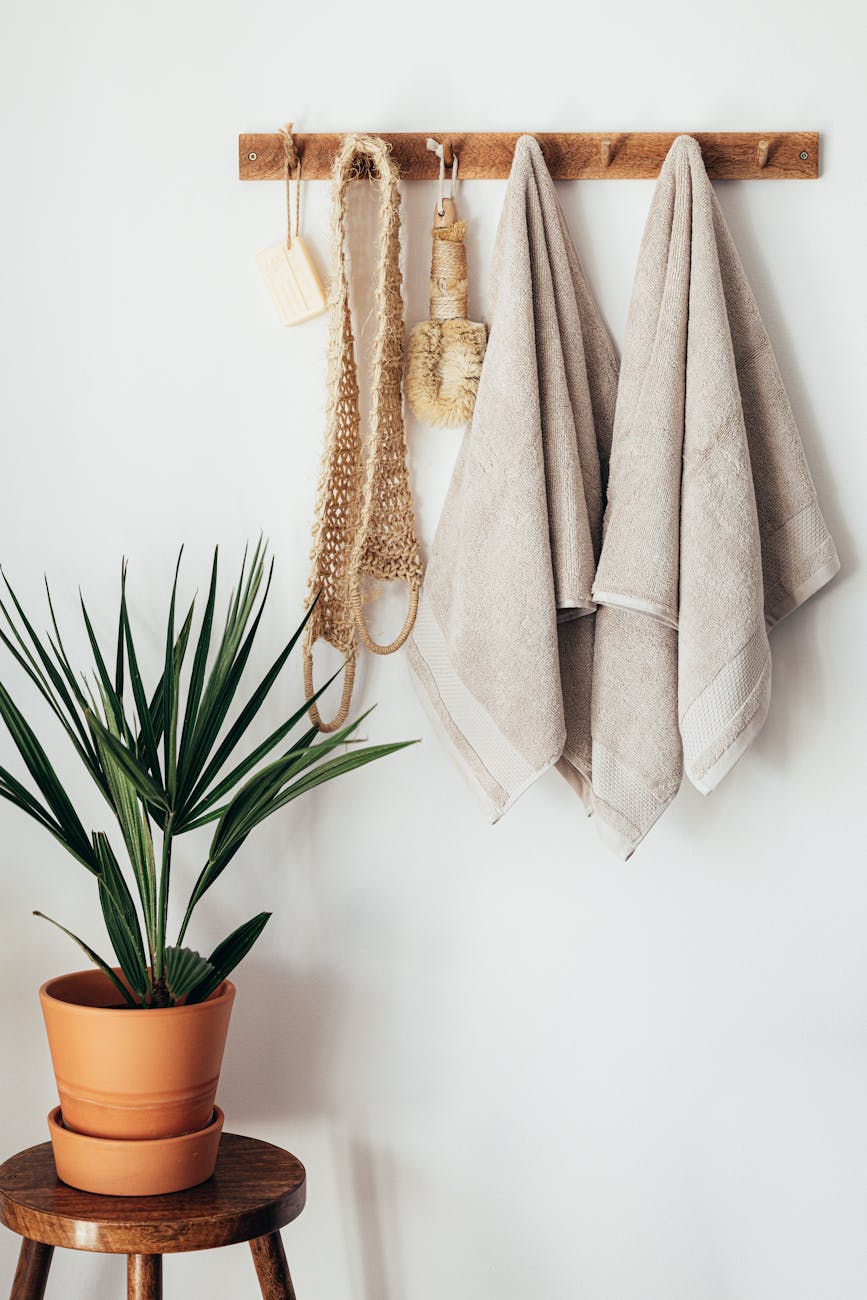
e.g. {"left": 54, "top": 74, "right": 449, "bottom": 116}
{"left": 39, "top": 968, "right": 235, "bottom": 1142}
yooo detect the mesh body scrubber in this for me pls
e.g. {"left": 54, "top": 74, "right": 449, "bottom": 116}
{"left": 304, "top": 134, "right": 423, "bottom": 732}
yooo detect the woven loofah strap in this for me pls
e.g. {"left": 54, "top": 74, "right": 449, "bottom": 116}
{"left": 351, "top": 584, "right": 420, "bottom": 655}
{"left": 302, "top": 642, "right": 356, "bottom": 733}
{"left": 304, "top": 134, "right": 423, "bottom": 727}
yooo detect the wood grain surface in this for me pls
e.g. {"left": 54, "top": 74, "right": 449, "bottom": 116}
{"left": 249, "top": 1232, "right": 298, "bottom": 1300}
{"left": 127, "top": 1253, "right": 162, "bottom": 1299}
{"left": 0, "top": 1134, "right": 306, "bottom": 1254}
{"left": 239, "top": 131, "right": 819, "bottom": 181}
{"left": 10, "top": 1238, "right": 53, "bottom": 1299}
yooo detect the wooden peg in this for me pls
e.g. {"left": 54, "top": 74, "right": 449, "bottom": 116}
{"left": 600, "top": 138, "right": 613, "bottom": 168}
{"left": 442, "top": 137, "right": 454, "bottom": 167}
{"left": 434, "top": 198, "right": 458, "bottom": 228}
{"left": 757, "top": 138, "right": 770, "bottom": 169}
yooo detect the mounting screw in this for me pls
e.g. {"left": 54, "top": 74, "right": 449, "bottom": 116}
{"left": 799, "top": 150, "right": 809, "bottom": 160}
{"left": 248, "top": 151, "right": 258, "bottom": 162}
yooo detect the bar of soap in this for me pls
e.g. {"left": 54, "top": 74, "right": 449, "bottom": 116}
{"left": 257, "top": 238, "right": 328, "bottom": 326}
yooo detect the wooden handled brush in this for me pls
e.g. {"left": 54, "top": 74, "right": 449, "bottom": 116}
{"left": 405, "top": 196, "right": 486, "bottom": 428}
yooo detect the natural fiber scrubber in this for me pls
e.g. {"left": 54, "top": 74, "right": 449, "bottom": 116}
{"left": 406, "top": 151, "right": 486, "bottom": 428}
{"left": 304, "top": 134, "right": 423, "bottom": 732}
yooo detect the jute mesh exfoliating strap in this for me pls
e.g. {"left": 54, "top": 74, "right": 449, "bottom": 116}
{"left": 304, "top": 134, "right": 423, "bottom": 731}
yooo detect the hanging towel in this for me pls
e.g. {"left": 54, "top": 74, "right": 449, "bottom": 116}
{"left": 407, "top": 135, "right": 619, "bottom": 819}
{"left": 590, "top": 134, "right": 840, "bottom": 857}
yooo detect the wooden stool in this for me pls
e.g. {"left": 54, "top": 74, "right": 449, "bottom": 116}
{"left": 0, "top": 1132, "right": 306, "bottom": 1299}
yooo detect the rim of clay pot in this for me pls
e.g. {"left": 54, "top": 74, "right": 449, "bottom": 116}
{"left": 39, "top": 967, "right": 235, "bottom": 1018}
{"left": 48, "top": 1104, "right": 225, "bottom": 1149}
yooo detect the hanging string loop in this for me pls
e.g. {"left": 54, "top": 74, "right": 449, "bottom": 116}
{"left": 426, "top": 137, "right": 458, "bottom": 218}
{"left": 278, "top": 123, "right": 302, "bottom": 244}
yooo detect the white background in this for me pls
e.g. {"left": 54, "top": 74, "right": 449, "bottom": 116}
{"left": 1, "top": 1, "right": 866, "bottom": 1296}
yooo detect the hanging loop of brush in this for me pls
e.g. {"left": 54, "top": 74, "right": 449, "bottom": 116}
{"left": 405, "top": 139, "right": 487, "bottom": 428}
{"left": 303, "top": 134, "right": 424, "bottom": 731}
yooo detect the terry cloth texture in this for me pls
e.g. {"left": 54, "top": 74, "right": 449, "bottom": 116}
{"left": 590, "top": 134, "right": 840, "bottom": 858}
{"left": 407, "top": 135, "right": 620, "bottom": 820}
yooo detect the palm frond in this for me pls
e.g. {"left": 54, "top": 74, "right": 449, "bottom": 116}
{"left": 33, "top": 911, "right": 138, "bottom": 1007}
{"left": 185, "top": 913, "right": 270, "bottom": 1004}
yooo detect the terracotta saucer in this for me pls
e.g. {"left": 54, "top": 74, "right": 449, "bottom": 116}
{"left": 48, "top": 1105, "right": 224, "bottom": 1196}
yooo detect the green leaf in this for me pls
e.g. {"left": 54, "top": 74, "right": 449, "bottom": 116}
{"left": 185, "top": 913, "right": 270, "bottom": 1005}
{"left": 0, "top": 766, "right": 112, "bottom": 879}
{"left": 33, "top": 911, "right": 138, "bottom": 1007}
{"left": 0, "top": 584, "right": 100, "bottom": 771}
{"left": 177, "top": 548, "right": 219, "bottom": 778}
{"left": 85, "top": 710, "right": 170, "bottom": 811}
{"left": 79, "top": 590, "right": 131, "bottom": 743}
{"left": 0, "top": 762, "right": 59, "bottom": 824}
{"left": 98, "top": 882, "right": 148, "bottom": 999}
{"left": 178, "top": 723, "right": 415, "bottom": 939}
{"left": 120, "top": 563, "right": 194, "bottom": 793}
{"left": 164, "top": 945, "right": 215, "bottom": 1001}
{"left": 178, "top": 594, "right": 319, "bottom": 819}
{"left": 90, "top": 694, "right": 158, "bottom": 950}
{"left": 0, "top": 619, "right": 105, "bottom": 794}
{"left": 43, "top": 579, "right": 91, "bottom": 712}
{"left": 207, "top": 720, "right": 338, "bottom": 862}
{"left": 207, "top": 711, "right": 377, "bottom": 861}
{"left": 115, "top": 562, "right": 126, "bottom": 699}
{"left": 0, "top": 680, "right": 97, "bottom": 871}
{"left": 121, "top": 570, "right": 163, "bottom": 786}
{"left": 268, "top": 741, "right": 418, "bottom": 817}
{"left": 1, "top": 572, "right": 91, "bottom": 726}
{"left": 175, "top": 550, "right": 270, "bottom": 804}
{"left": 177, "top": 660, "right": 334, "bottom": 831}
{"left": 93, "top": 832, "right": 150, "bottom": 999}
{"left": 163, "top": 550, "right": 184, "bottom": 801}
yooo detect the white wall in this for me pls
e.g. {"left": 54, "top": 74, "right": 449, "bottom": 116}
{"left": 1, "top": 1, "right": 865, "bottom": 1296}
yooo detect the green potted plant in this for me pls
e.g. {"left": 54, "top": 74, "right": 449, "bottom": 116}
{"left": 0, "top": 542, "right": 412, "bottom": 1195}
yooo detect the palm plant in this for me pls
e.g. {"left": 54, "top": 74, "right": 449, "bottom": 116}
{"left": 0, "top": 542, "right": 412, "bottom": 1007}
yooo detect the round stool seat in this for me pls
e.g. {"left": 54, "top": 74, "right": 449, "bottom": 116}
{"left": 1, "top": 1133, "right": 306, "bottom": 1298}
{"left": 0, "top": 1133, "right": 305, "bottom": 1255}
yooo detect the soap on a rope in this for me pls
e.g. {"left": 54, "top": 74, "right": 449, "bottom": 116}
{"left": 257, "top": 237, "right": 328, "bottom": 326}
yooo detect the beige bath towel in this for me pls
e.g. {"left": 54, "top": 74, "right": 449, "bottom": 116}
{"left": 591, "top": 134, "right": 839, "bottom": 857}
{"left": 407, "top": 135, "right": 619, "bottom": 819}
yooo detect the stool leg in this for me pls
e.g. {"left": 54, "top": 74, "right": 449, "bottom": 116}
{"left": 127, "top": 1255, "right": 162, "bottom": 1300}
{"left": 249, "top": 1232, "right": 297, "bottom": 1299}
{"left": 10, "top": 1239, "right": 53, "bottom": 1300}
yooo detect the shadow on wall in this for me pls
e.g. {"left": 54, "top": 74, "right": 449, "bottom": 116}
{"left": 342, "top": 1136, "right": 405, "bottom": 1300}
{"left": 219, "top": 959, "right": 409, "bottom": 1300}
{"left": 219, "top": 958, "right": 343, "bottom": 1121}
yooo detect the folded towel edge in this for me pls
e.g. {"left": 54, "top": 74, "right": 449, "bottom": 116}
{"left": 765, "top": 550, "right": 841, "bottom": 630}
{"left": 407, "top": 606, "right": 565, "bottom": 823}
{"left": 591, "top": 739, "right": 676, "bottom": 859}
{"left": 591, "top": 589, "right": 679, "bottom": 630}
{"left": 687, "top": 675, "right": 772, "bottom": 795}
{"left": 555, "top": 754, "right": 593, "bottom": 812}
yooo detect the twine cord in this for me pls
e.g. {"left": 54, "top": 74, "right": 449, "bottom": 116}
{"left": 429, "top": 220, "right": 469, "bottom": 320}
{"left": 426, "top": 137, "right": 458, "bottom": 217}
{"left": 279, "top": 123, "right": 302, "bottom": 245}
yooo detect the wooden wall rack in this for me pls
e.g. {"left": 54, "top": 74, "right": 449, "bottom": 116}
{"left": 239, "top": 132, "right": 819, "bottom": 182}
